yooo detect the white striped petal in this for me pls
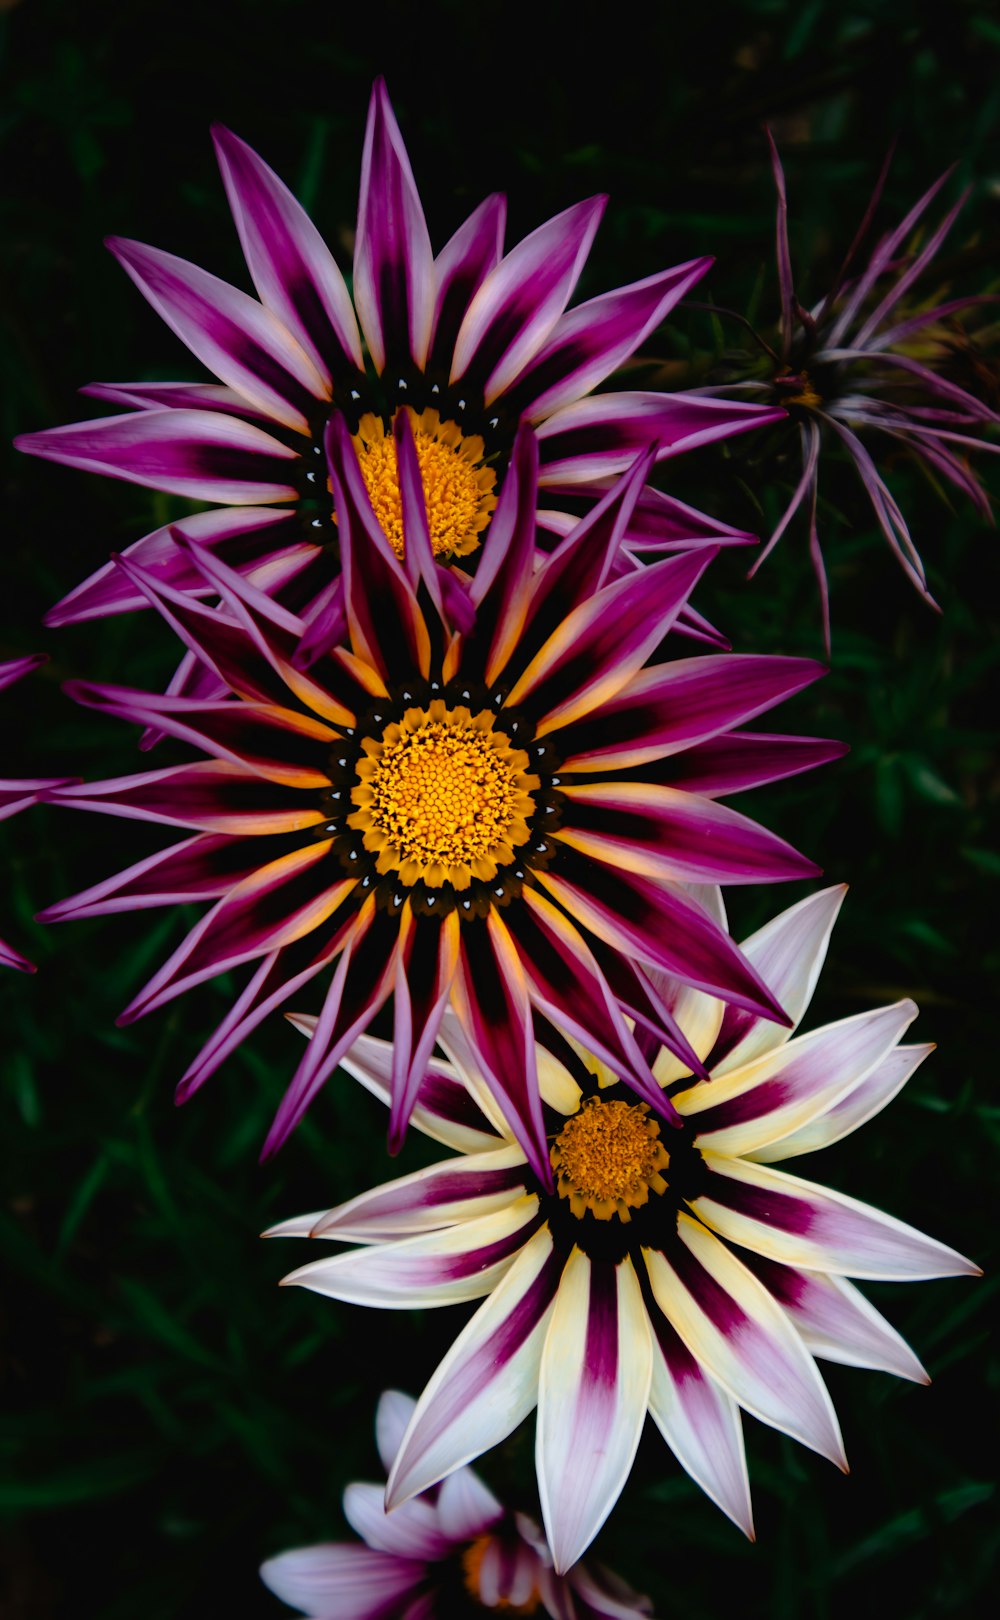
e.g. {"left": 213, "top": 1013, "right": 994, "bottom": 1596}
{"left": 387, "top": 1227, "right": 561, "bottom": 1508}
{"left": 692, "top": 1153, "right": 978, "bottom": 1280}
{"left": 435, "top": 1467, "right": 504, "bottom": 1540}
{"left": 342, "top": 1483, "right": 451, "bottom": 1560}
{"left": 299, "top": 1146, "right": 528, "bottom": 1243}
{"left": 749, "top": 1259, "right": 929, "bottom": 1382}
{"left": 751, "top": 1042, "right": 934, "bottom": 1162}
{"left": 260, "top": 1543, "right": 422, "bottom": 1620}
{"left": 646, "top": 1307, "right": 753, "bottom": 1537}
{"left": 536, "top": 1252, "right": 653, "bottom": 1572}
{"left": 674, "top": 1000, "right": 919, "bottom": 1158}
{"left": 644, "top": 1214, "right": 846, "bottom": 1467}
{"left": 280, "top": 1198, "right": 539, "bottom": 1308}
{"left": 712, "top": 885, "right": 847, "bottom": 1076}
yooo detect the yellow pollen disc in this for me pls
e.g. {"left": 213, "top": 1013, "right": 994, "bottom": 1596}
{"left": 461, "top": 1535, "right": 541, "bottom": 1614}
{"left": 785, "top": 373, "right": 823, "bottom": 409}
{"left": 352, "top": 405, "right": 497, "bottom": 561}
{"left": 550, "top": 1096, "right": 669, "bottom": 1223}
{"left": 347, "top": 699, "right": 540, "bottom": 890}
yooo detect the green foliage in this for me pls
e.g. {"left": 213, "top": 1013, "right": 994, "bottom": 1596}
{"left": 1, "top": 2, "right": 998, "bottom": 1616}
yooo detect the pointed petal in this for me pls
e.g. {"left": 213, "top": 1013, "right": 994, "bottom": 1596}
{"left": 451, "top": 198, "right": 606, "bottom": 402}
{"left": 213, "top": 123, "right": 363, "bottom": 377}
{"left": 537, "top": 1253, "right": 652, "bottom": 1572}
{"left": 752, "top": 1042, "right": 935, "bottom": 1162}
{"left": 708, "top": 886, "right": 848, "bottom": 1074}
{"left": 647, "top": 1305, "right": 753, "bottom": 1537}
{"left": 386, "top": 1227, "right": 561, "bottom": 1506}
{"left": 692, "top": 1153, "right": 979, "bottom": 1280}
{"left": 745, "top": 1256, "right": 929, "bottom": 1383}
{"left": 260, "top": 1543, "right": 423, "bottom": 1620}
{"left": 676, "top": 1000, "right": 919, "bottom": 1158}
{"left": 342, "top": 1483, "right": 451, "bottom": 1561}
{"left": 300, "top": 1145, "right": 527, "bottom": 1242}
{"left": 536, "top": 393, "right": 785, "bottom": 485}
{"left": 15, "top": 409, "right": 299, "bottom": 503}
{"left": 107, "top": 236, "right": 328, "bottom": 430}
{"left": 652, "top": 732, "right": 849, "bottom": 799}
{"left": 429, "top": 193, "right": 506, "bottom": 370}
{"left": 353, "top": 78, "right": 435, "bottom": 371}
{"left": 435, "top": 1467, "right": 504, "bottom": 1540}
{"left": 330, "top": 1029, "right": 504, "bottom": 1154}
{"left": 644, "top": 1216, "right": 846, "bottom": 1467}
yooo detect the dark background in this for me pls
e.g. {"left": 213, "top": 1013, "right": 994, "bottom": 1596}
{"left": 2, "top": 1, "right": 998, "bottom": 1615}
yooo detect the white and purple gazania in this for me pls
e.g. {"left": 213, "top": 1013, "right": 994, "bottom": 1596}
{"left": 261, "top": 1389, "right": 654, "bottom": 1619}
{"left": 273, "top": 886, "right": 977, "bottom": 1573}
{"left": 0, "top": 655, "right": 71, "bottom": 971}
{"left": 15, "top": 78, "right": 781, "bottom": 669}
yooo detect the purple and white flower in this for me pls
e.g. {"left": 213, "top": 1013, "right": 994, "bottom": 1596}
{"left": 15, "top": 79, "right": 781, "bottom": 668}
{"left": 274, "top": 886, "right": 977, "bottom": 1572}
{"left": 261, "top": 1389, "right": 654, "bottom": 1619}
{"left": 39, "top": 436, "right": 841, "bottom": 1172}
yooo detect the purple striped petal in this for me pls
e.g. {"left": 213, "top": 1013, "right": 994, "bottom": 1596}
{"left": 536, "top": 1254, "right": 652, "bottom": 1572}
{"left": 434, "top": 1466, "right": 504, "bottom": 1541}
{"left": 536, "top": 393, "right": 785, "bottom": 485}
{"left": 45, "top": 506, "right": 300, "bottom": 627}
{"left": 509, "top": 549, "right": 715, "bottom": 734}
{"left": 326, "top": 1028, "right": 504, "bottom": 1155}
{"left": 708, "top": 886, "right": 848, "bottom": 1075}
{"left": 0, "top": 776, "right": 73, "bottom": 823}
{"left": 281, "top": 1199, "right": 540, "bottom": 1308}
{"left": 302, "top": 1146, "right": 527, "bottom": 1242}
{"left": 106, "top": 237, "right": 328, "bottom": 430}
{"left": 15, "top": 409, "right": 299, "bottom": 503}
{"left": 451, "top": 197, "right": 606, "bottom": 403}
{"left": 753, "top": 1041, "right": 935, "bottom": 1163}
{"left": 42, "top": 760, "right": 323, "bottom": 835}
{"left": 746, "top": 1255, "right": 929, "bottom": 1383}
{"left": 81, "top": 378, "right": 275, "bottom": 423}
{"left": 260, "top": 1543, "right": 424, "bottom": 1620}
{"left": 647, "top": 1305, "right": 753, "bottom": 1538}
{"left": 429, "top": 193, "right": 506, "bottom": 371}
{"left": 37, "top": 833, "right": 280, "bottom": 921}
{"left": 645, "top": 1215, "right": 846, "bottom": 1466}
{"left": 554, "top": 655, "right": 825, "bottom": 773}
{"left": 353, "top": 78, "right": 435, "bottom": 372}
{"left": 213, "top": 123, "right": 363, "bottom": 378}
{"left": 676, "top": 999, "right": 918, "bottom": 1158}
{"left": 386, "top": 1227, "right": 561, "bottom": 1507}
{"left": 692, "top": 1153, "right": 979, "bottom": 1280}
{"left": 0, "top": 935, "right": 35, "bottom": 974}
{"left": 511, "top": 257, "right": 711, "bottom": 421}
{"left": 537, "top": 857, "right": 789, "bottom": 1026}
{"left": 651, "top": 732, "right": 849, "bottom": 798}
{"left": 558, "top": 781, "right": 820, "bottom": 885}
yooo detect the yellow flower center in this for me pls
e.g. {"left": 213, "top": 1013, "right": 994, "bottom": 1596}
{"left": 461, "top": 1535, "right": 541, "bottom": 1614}
{"left": 550, "top": 1096, "right": 669, "bottom": 1223}
{"left": 352, "top": 406, "right": 497, "bottom": 561}
{"left": 347, "top": 700, "right": 539, "bottom": 890}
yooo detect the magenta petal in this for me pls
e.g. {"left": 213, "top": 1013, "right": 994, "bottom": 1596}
{"left": 106, "top": 236, "right": 328, "bottom": 430}
{"left": 451, "top": 196, "right": 606, "bottom": 403}
{"left": 429, "top": 193, "right": 507, "bottom": 371}
{"left": 0, "top": 654, "right": 47, "bottom": 693}
{"left": 15, "top": 409, "right": 299, "bottom": 504}
{"left": 647, "top": 732, "right": 849, "bottom": 798}
{"left": 353, "top": 78, "right": 435, "bottom": 372}
{"left": 38, "top": 833, "right": 274, "bottom": 920}
{"left": 81, "top": 378, "right": 275, "bottom": 424}
{"left": 510, "top": 256, "right": 712, "bottom": 420}
{"left": 536, "top": 392, "right": 785, "bottom": 485}
{"left": 213, "top": 123, "right": 364, "bottom": 378}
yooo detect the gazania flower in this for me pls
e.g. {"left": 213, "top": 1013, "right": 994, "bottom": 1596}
{"left": 261, "top": 1388, "right": 654, "bottom": 1619}
{"left": 14, "top": 78, "right": 781, "bottom": 669}
{"left": 40, "top": 431, "right": 842, "bottom": 1173}
{"left": 0, "top": 655, "right": 71, "bottom": 971}
{"left": 714, "top": 136, "right": 998, "bottom": 644}
{"left": 275, "top": 886, "right": 977, "bottom": 1572}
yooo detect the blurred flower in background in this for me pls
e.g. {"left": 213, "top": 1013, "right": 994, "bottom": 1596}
{"left": 707, "top": 136, "right": 999, "bottom": 645}
{"left": 14, "top": 77, "right": 782, "bottom": 676}
{"left": 276, "top": 886, "right": 977, "bottom": 1572}
{"left": 261, "top": 1388, "right": 654, "bottom": 1619}
{"left": 0, "top": 655, "right": 72, "bottom": 970}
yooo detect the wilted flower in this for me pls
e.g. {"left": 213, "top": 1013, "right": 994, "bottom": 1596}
{"left": 15, "top": 78, "right": 779, "bottom": 671}
{"left": 0, "top": 655, "right": 71, "bottom": 971}
{"left": 261, "top": 1389, "right": 654, "bottom": 1619}
{"left": 275, "top": 886, "right": 977, "bottom": 1572}
{"left": 39, "top": 436, "right": 841, "bottom": 1172}
{"left": 716, "top": 136, "right": 998, "bottom": 643}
